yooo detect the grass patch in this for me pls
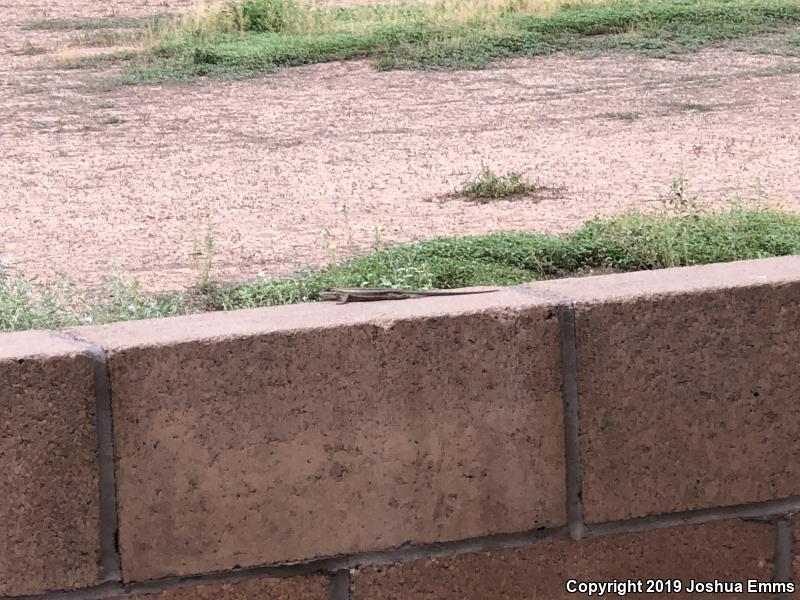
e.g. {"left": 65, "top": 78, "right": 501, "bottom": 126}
{"left": 69, "top": 30, "right": 144, "bottom": 48}
{"left": 116, "top": 0, "right": 800, "bottom": 83}
{"left": 669, "top": 101, "right": 715, "bottom": 112}
{"left": 24, "top": 16, "right": 154, "bottom": 31}
{"left": 55, "top": 50, "right": 137, "bottom": 70}
{"left": 453, "top": 166, "right": 539, "bottom": 200}
{"left": 2, "top": 207, "right": 799, "bottom": 332}
{"left": 15, "top": 41, "right": 49, "bottom": 56}
{"left": 787, "top": 31, "right": 800, "bottom": 46}
{"left": 597, "top": 110, "right": 641, "bottom": 121}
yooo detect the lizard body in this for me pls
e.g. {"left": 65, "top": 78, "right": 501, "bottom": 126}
{"left": 319, "top": 288, "right": 499, "bottom": 304}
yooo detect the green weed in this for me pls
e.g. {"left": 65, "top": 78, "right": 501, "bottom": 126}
{"left": 453, "top": 165, "right": 538, "bottom": 200}
{"left": 597, "top": 111, "right": 641, "bottom": 121}
{"left": 0, "top": 265, "right": 82, "bottom": 331}
{"left": 192, "top": 223, "right": 217, "bottom": 289}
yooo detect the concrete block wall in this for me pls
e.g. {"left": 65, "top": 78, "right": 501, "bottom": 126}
{"left": 1, "top": 256, "right": 799, "bottom": 599}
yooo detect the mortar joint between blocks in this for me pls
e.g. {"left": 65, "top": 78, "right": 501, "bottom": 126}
{"left": 773, "top": 516, "right": 793, "bottom": 599}
{"left": 555, "top": 301, "right": 586, "bottom": 540}
{"left": 329, "top": 570, "right": 351, "bottom": 600}
{"left": 52, "top": 330, "right": 123, "bottom": 585}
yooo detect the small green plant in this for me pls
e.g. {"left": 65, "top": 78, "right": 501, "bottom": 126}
{"left": 226, "top": 0, "right": 301, "bottom": 33}
{"left": 660, "top": 173, "right": 698, "bottom": 215}
{"left": 597, "top": 110, "right": 640, "bottom": 121}
{"left": 669, "top": 101, "right": 714, "bottom": 113}
{"left": 17, "top": 41, "right": 48, "bottom": 56}
{"left": 338, "top": 202, "right": 359, "bottom": 255}
{"left": 371, "top": 224, "right": 385, "bottom": 252}
{"left": 89, "top": 272, "right": 187, "bottom": 324}
{"left": 454, "top": 165, "right": 536, "bottom": 201}
{"left": 191, "top": 223, "right": 216, "bottom": 288}
{"left": 0, "top": 259, "right": 82, "bottom": 331}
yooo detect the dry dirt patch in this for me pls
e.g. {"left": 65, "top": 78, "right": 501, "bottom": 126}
{"left": 1, "top": 0, "right": 799, "bottom": 291}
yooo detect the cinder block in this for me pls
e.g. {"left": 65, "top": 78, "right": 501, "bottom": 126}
{"left": 116, "top": 575, "right": 329, "bottom": 599}
{"left": 76, "top": 290, "right": 566, "bottom": 581}
{"left": 353, "top": 519, "right": 775, "bottom": 599}
{"left": 532, "top": 257, "right": 800, "bottom": 522}
{"left": 0, "top": 331, "right": 101, "bottom": 595}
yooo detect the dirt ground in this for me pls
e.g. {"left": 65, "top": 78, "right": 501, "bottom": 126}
{"left": 2, "top": 0, "right": 799, "bottom": 291}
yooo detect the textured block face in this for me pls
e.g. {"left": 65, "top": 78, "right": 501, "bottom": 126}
{"left": 353, "top": 520, "right": 774, "bottom": 599}
{"left": 85, "top": 294, "right": 566, "bottom": 581}
{"left": 574, "top": 284, "right": 800, "bottom": 522}
{"left": 0, "top": 332, "right": 101, "bottom": 596}
{"left": 532, "top": 264, "right": 800, "bottom": 523}
{"left": 118, "top": 576, "right": 329, "bottom": 599}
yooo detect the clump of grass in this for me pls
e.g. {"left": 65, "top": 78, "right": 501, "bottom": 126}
{"left": 3, "top": 206, "right": 799, "bottom": 332}
{"left": 69, "top": 30, "right": 144, "bottom": 48}
{"left": 597, "top": 110, "right": 640, "bottom": 121}
{"left": 55, "top": 50, "right": 137, "bottom": 70}
{"left": 88, "top": 274, "right": 190, "bottom": 325}
{"left": 453, "top": 165, "right": 537, "bottom": 200}
{"left": 226, "top": 0, "right": 305, "bottom": 33}
{"left": 0, "top": 266, "right": 81, "bottom": 332}
{"left": 668, "top": 101, "right": 714, "bottom": 113}
{"left": 24, "top": 16, "right": 146, "bottom": 31}
{"left": 16, "top": 41, "right": 49, "bottom": 56}
{"left": 116, "top": 0, "right": 800, "bottom": 84}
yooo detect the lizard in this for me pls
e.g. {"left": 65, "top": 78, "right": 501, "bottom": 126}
{"left": 319, "top": 287, "right": 500, "bottom": 304}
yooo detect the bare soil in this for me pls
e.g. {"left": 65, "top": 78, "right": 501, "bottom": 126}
{"left": 2, "top": 0, "right": 799, "bottom": 291}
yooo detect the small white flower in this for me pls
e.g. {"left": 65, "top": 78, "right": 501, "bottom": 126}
{"left": 148, "top": 302, "right": 156, "bottom": 309}
{"left": 83, "top": 315, "right": 93, "bottom": 324}
{"left": 127, "top": 304, "right": 136, "bottom": 313}
{"left": 258, "top": 271, "right": 266, "bottom": 278}
{"left": 0, "top": 257, "right": 10, "bottom": 268}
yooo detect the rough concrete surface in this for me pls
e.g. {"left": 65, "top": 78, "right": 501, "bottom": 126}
{"left": 353, "top": 520, "right": 775, "bottom": 599}
{"left": 532, "top": 257, "right": 800, "bottom": 522}
{"left": 0, "top": 331, "right": 101, "bottom": 596}
{"left": 75, "top": 290, "right": 566, "bottom": 581}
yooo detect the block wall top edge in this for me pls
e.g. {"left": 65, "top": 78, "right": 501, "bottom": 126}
{"left": 64, "top": 287, "right": 555, "bottom": 353}
{"left": 0, "top": 330, "right": 89, "bottom": 362}
{"left": 527, "top": 255, "right": 800, "bottom": 303}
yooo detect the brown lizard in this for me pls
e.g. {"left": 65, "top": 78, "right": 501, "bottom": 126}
{"left": 319, "top": 287, "right": 499, "bottom": 304}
